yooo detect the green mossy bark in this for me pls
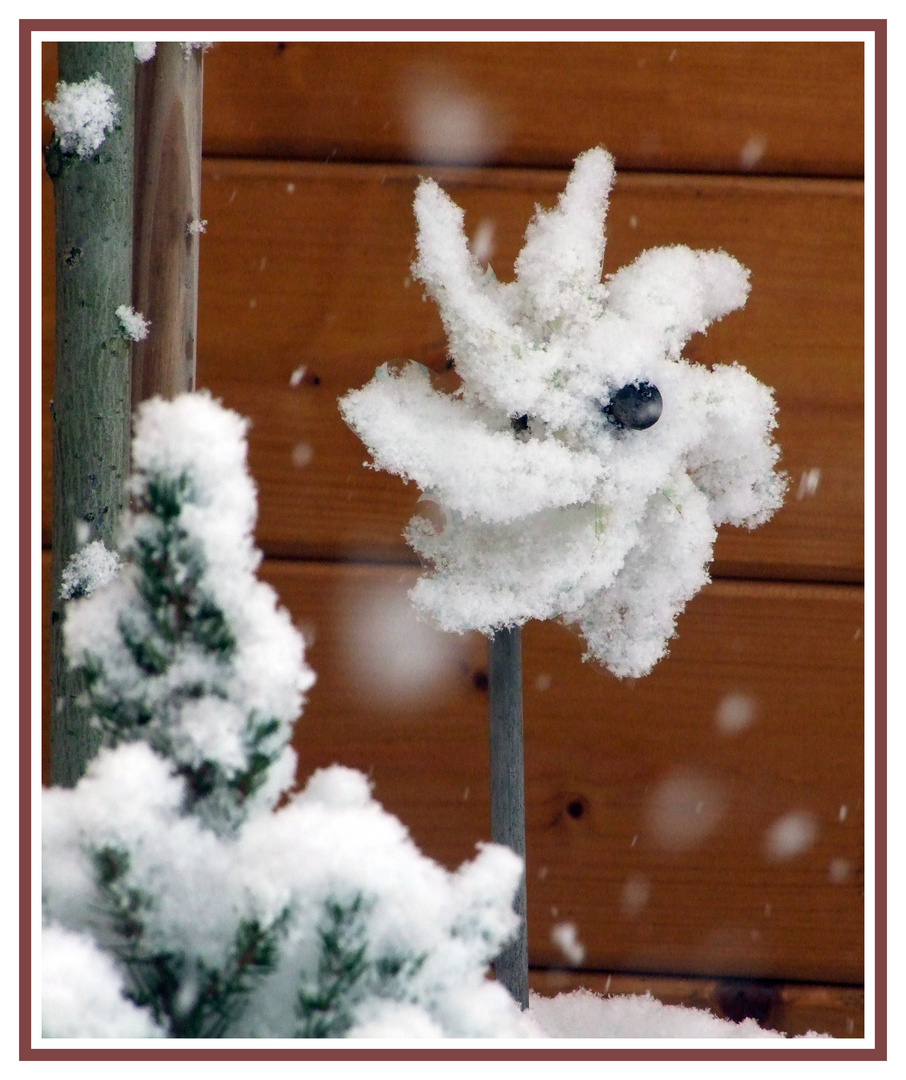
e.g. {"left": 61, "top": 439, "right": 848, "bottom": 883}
{"left": 49, "top": 43, "right": 135, "bottom": 786}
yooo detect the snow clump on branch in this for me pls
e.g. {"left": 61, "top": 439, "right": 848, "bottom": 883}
{"left": 42, "top": 924, "right": 166, "bottom": 1038}
{"left": 60, "top": 539, "right": 120, "bottom": 600}
{"left": 115, "top": 304, "right": 151, "bottom": 341}
{"left": 340, "top": 147, "right": 786, "bottom": 678}
{"left": 44, "top": 74, "right": 119, "bottom": 159}
{"left": 181, "top": 42, "right": 214, "bottom": 58}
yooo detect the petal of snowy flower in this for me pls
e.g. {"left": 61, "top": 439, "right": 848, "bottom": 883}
{"left": 604, "top": 245, "right": 750, "bottom": 360}
{"left": 340, "top": 363, "right": 605, "bottom": 523}
{"left": 570, "top": 476, "right": 716, "bottom": 677}
{"left": 514, "top": 146, "right": 615, "bottom": 327}
{"left": 412, "top": 180, "right": 527, "bottom": 410}
{"left": 408, "top": 502, "right": 639, "bottom": 634}
{"left": 683, "top": 362, "right": 787, "bottom": 526}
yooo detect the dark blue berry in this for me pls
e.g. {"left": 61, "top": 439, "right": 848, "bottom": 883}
{"left": 603, "top": 382, "right": 662, "bottom": 430}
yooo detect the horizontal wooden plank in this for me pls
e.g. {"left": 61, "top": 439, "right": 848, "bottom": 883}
{"left": 41, "top": 558, "right": 863, "bottom": 985}
{"left": 205, "top": 164, "right": 861, "bottom": 581}
{"left": 41, "top": 163, "right": 864, "bottom": 580}
{"left": 42, "top": 41, "right": 864, "bottom": 178}
{"left": 529, "top": 970, "right": 864, "bottom": 1039}
{"left": 197, "top": 41, "right": 863, "bottom": 177}
{"left": 272, "top": 562, "right": 864, "bottom": 985}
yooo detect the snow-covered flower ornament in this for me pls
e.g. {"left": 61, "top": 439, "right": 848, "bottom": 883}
{"left": 340, "top": 148, "right": 786, "bottom": 678}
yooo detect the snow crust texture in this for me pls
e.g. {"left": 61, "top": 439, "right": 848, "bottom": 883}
{"left": 340, "top": 147, "right": 786, "bottom": 677}
{"left": 526, "top": 990, "right": 829, "bottom": 1040}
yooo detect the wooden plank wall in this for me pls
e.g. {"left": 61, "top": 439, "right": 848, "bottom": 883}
{"left": 41, "top": 41, "right": 865, "bottom": 1039}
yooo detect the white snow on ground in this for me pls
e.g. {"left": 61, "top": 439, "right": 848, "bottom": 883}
{"left": 526, "top": 990, "right": 829, "bottom": 1039}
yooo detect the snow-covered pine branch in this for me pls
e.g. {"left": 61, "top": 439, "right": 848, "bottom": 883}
{"left": 62, "top": 392, "right": 311, "bottom": 831}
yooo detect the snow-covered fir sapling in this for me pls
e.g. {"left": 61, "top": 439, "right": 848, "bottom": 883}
{"left": 43, "top": 392, "right": 531, "bottom": 1039}
{"left": 339, "top": 146, "right": 786, "bottom": 1004}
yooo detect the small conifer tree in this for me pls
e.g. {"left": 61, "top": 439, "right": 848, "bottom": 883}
{"left": 42, "top": 392, "right": 529, "bottom": 1039}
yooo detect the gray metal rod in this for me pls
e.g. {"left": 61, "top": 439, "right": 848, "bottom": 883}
{"left": 488, "top": 625, "right": 528, "bottom": 1009}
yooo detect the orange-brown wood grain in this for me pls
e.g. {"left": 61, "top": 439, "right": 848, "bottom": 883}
{"left": 198, "top": 164, "right": 861, "bottom": 581}
{"left": 200, "top": 41, "right": 863, "bottom": 177}
{"left": 42, "top": 163, "right": 865, "bottom": 580}
{"left": 41, "top": 554, "right": 863, "bottom": 985}
{"left": 263, "top": 561, "right": 863, "bottom": 986}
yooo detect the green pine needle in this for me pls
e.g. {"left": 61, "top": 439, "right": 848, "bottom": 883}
{"left": 295, "top": 895, "right": 426, "bottom": 1038}
{"left": 91, "top": 844, "right": 291, "bottom": 1038}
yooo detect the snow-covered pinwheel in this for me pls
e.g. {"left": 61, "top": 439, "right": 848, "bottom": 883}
{"left": 340, "top": 146, "right": 785, "bottom": 679}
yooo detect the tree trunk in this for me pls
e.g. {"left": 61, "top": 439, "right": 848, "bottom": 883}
{"left": 132, "top": 42, "right": 204, "bottom": 402}
{"left": 49, "top": 43, "right": 136, "bottom": 787}
{"left": 488, "top": 625, "right": 529, "bottom": 1008}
